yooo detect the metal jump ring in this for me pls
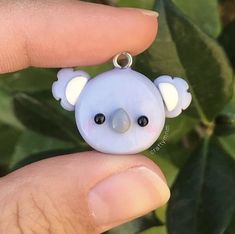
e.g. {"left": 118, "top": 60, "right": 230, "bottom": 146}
{"left": 113, "top": 52, "right": 133, "bottom": 69}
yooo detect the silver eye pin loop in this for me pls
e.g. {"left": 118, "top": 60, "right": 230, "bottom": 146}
{"left": 113, "top": 52, "right": 133, "bottom": 69}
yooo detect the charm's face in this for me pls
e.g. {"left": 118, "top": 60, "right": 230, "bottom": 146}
{"left": 52, "top": 53, "right": 192, "bottom": 155}
{"left": 75, "top": 69, "right": 165, "bottom": 154}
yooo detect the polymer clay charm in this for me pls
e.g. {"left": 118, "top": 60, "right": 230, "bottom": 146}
{"left": 52, "top": 52, "right": 192, "bottom": 154}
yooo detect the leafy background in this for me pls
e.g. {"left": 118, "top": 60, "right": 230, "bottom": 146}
{"left": 0, "top": 0, "right": 235, "bottom": 233}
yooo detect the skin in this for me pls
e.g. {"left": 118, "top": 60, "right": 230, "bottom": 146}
{"left": 0, "top": 1, "right": 170, "bottom": 234}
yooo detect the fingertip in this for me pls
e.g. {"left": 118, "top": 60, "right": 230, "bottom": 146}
{"left": 87, "top": 155, "right": 170, "bottom": 232}
{"left": 108, "top": 7, "right": 158, "bottom": 56}
{"left": 0, "top": 151, "right": 169, "bottom": 233}
{"left": 0, "top": 1, "right": 158, "bottom": 72}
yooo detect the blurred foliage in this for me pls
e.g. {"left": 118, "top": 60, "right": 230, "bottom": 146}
{"left": 168, "top": 138, "right": 235, "bottom": 234}
{"left": 0, "top": 0, "right": 235, "bottom": 234}
{"left": 116, "top": 0, "right": 154, "bottom": 9}
{"left": 219, "top": 0, "right": 235, "bottom": 27}
{"left": 136, "top": 0, "right": 233, "bottom": 123}
{"left": 219, "top": 21, "right": 235, "bottom": 69}
{"left": 173, "top": 0, "right": 222, "bottom": 37}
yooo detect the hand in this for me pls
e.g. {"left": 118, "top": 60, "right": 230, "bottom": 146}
{"left": 0, "top": 1, "right": 170, "bottom": 233}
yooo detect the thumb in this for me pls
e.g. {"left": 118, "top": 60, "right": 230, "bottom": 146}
{"left": 0, "top": 152, "right": 170, "bottom": 234}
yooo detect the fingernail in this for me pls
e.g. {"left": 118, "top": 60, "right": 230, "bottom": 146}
{"left": 123, "top": 8, "right": 159, "bottom": 18}
{"left": 88, "top": 166, "right": 170, "bottom": 230}
{"left": 139, "top": 9, "right": 159, "bottom": 17}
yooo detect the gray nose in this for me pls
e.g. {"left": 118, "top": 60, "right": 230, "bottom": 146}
{"left": 111, "top": 108, "right": 131, "bottom": 133}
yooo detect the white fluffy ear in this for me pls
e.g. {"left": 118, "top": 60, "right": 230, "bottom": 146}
{"left": 52, "top": 68, "right": 90, "bottom": 111}
{"left": 154, "top": 75, "right": 192, "bottom": 118}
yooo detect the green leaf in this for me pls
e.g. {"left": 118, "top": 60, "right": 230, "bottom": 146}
{"left": 165, "top": 114, "right": 198, "bottom": 143}
{"left": 0, "top": 68, "right": 57, "bottom": 130}
{"left": 219, "top": 135, "right": 235, "bottom": 160}
{"left": 106, "top": 212, "right": 160, "bottom": 234}
{"left": 167, "top": 138, "right": 235, "bottom": 234}
{"left": 219, "top": 20, "right": 235, "bottom": 70}
{"left": 215, "top": 114, "right": 235, "bottom": 136}
{"left": 147, "top": 129, "right": 199, "bottom": 171}
{"left": 136, "top": 0, "right": 233, "bottom": 123}
{"left": 0, "top": 88, "right": 24, "bottom": 129}
{"left": 9, "top": 130, "right": 74, "bottom": 170}
{"left": 0, "top": 68, "right": 56, "bottom": 93}
{"left": 172, "top": 0, "right": 221, "bottom": 37}
{"left": 155, "top": 204, "right": 167, "bottom": 224}
{"left": 145, "top": 149, "right": 179, "bottom": 187}
{"left": 76, "top": 62, "right": 113, "bottom": 77}
{"left": 221, "top": 76, "right": 235, "bottom": 114}
{"left": 140, "top": 226, "right": 167, "bottom": 234}
{"left": 215, "top": 78, "right": 235, "bottom": 136}
{"left": 116, "top": 0, "right": 154, "bottom": 9}
{"left": 165, "top": 135, "right": 200, "bottom": 169}
{"left": 225, "top": 213, "right": 235, "bottom": 234}
{"left": 13, "top": 92, "right": 87, "bottom": 146}
{"left": 0, "top": 122, "right": 21, "bottom": 175}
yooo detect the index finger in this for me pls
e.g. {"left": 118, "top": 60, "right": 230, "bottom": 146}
{"left": 0, "top": 1, "right": 158, "bottom": 73}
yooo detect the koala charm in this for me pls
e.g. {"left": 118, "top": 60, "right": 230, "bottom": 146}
{"left": 52, "top": 52, "right": 192, "bottom": 154}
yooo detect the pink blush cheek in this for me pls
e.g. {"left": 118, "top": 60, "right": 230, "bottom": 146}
{"left": 81, "top": 119, "right": 94, "bottom": 133}
{"left": 145, "top": 122, "right": 159, "bottom": 134}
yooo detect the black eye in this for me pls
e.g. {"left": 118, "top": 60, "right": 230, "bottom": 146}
{"left": 137, "top": 116, "right": 149, "bottom": 127}
{"left": 94, "top": 113, "right": 106, "bottom": 125}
